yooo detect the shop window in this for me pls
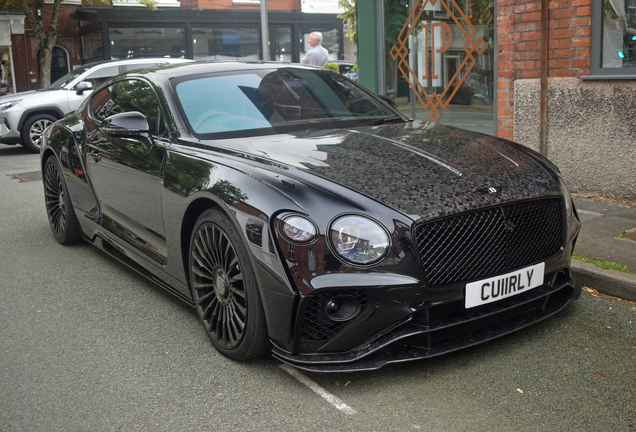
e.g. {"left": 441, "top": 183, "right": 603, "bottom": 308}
{"left": 299, "top": 29, "right": 339, "bottom": 62}
{"left": 192, "top": 27, "right": 260, "bottom": 61}
{"left": 590, "top": 0, "right": 636, "bottom": 77}
{"left": 82, "top": 30, "right": 103, "bottom": 64}
{"left": 109, "top": 27, "right": 185, "bottom": 59}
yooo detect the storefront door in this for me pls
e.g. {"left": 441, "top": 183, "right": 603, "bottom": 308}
{"left": 383, "top": 0, "right": 495, "bottom": 134}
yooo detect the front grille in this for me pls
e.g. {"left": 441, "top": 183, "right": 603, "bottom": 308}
{"left": 300, "top": 290, "right": 369, "bottom": 342}
{"left": 414, "top": 198, "right": 563, "bottom": 287}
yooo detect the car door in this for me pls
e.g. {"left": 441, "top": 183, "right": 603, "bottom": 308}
{"left": 84, "top": 78, "right": 169, "bottom": 265}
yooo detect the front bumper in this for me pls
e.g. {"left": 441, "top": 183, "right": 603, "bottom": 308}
{"left": 273, "top": 267, "right": 580, "bottom": 372}
{"left": 0, "top": 112, "right": 22, "bottom": 144}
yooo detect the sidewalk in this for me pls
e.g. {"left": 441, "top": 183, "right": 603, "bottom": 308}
{"left": 571, "top": 196, "right": 636, "bottom": 301}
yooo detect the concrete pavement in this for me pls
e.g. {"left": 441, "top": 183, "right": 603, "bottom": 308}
{"left": 572, "top": 196, "right": 636, "bottom": 301}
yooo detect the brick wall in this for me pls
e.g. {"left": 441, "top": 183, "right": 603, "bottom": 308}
{"left": 496, "top": 0, "right": 591, "bottom": 138}
{"left": 183, "top": 0, "right": 300, "bottom": 10}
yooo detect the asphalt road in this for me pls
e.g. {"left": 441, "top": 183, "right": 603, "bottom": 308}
{"left": 1, "top": 144, "right": 635, "bottom": 431}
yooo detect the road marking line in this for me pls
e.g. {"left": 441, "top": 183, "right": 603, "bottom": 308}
{"left": 279, "top": 363, "right": 357, "bottom": 415}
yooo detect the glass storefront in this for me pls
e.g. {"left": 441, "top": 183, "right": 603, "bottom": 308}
{"left": 271, "top": 26, "right": 293, "bottom": 62}
{"left": 109, "top": 27, "right": 186, "bottom": 59}
{"left": 602, "top": 0, "right": 636, "bottom": 68}
{"left": 383, "top": 0, "right": 495, "bottom": 134}
{"left": 82, "top": 30, "right": 104, "bottom": 64}
{"left": 192, "top": 27, "right": 260, "bottom": 61}
{"left": 299, "top": 28, "right": 340, "bottom": 62}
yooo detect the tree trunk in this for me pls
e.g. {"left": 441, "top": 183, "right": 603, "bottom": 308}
{"left": 38, "top": 37, "right": 56, "bottom": 88}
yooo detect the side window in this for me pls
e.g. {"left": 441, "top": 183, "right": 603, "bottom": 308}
{"left": 120, "top": 62, "right": 165, "bottom": 73}
{"left": 80, "top": 65, "right": 120, "bottom": 89}
{"left": 90, "top": 79, "right": 164, "bottom": 135}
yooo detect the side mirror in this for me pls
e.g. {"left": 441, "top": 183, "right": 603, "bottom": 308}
{"left": 75, "top": 81, "right": 93, "bottom": 95}
{"left": 100, "top": 111, "right": 153, "bottom": 149}
{"left": 379, "top": 95, "right": 398, "bottom": 109}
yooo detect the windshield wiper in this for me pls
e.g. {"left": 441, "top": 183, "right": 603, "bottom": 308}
{"left": 357, "top": 116, "right": 404, "bottom": 127}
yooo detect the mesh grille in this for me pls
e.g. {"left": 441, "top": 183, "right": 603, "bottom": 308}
{"left": 414, "top": 198, "right": 563, "bottom": 287}
{"left": 301, "top": 291, "right": 369, "bottom": 342}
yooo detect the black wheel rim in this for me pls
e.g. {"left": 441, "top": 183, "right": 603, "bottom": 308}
{"left": 44, "top": 161, "right": 66, "bottom": 238}
{"left": 191, "top": 223, "right": 247, "bottom": 349}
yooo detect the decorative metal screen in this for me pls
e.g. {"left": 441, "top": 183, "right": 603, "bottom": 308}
{"left": 414, "top": 198, "right": 563, "bottom": 287}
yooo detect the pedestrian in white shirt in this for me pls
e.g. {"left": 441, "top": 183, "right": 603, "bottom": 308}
{"left": 300, "top": 32, "right": 329, "bottom": 67}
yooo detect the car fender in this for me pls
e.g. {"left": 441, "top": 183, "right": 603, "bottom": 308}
{"left": 42, "top": 115, "right": 99, "bottom": 236}
{"left": 18, "top": 106, "right": 66, "bottom": 132}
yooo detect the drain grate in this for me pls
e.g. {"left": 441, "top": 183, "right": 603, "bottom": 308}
{"left": 9, "top": 171, "right": 42, "bottom": 183}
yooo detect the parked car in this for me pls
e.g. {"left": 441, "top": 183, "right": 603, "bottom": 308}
{"left": 41, "top": 61, "right": 581, "bottom": 372}
{"left": 0, "top": 58, "right": 189, "bottom": 152}
{"left": 331, "top": 59, "right": 357, "bottom": 79}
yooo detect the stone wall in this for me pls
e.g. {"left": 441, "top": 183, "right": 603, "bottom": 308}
{"left": 514, "top": 78, "right": 636, "bottom": 201}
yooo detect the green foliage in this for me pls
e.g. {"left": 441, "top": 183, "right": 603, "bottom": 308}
{"left": 324, "top": 62, "right": 339, "bottom": 73}
{"left": 573, "top": 255, "right": 633, "bottom": 274}
{"left": 337, "top": 0, "right": 357, "bottom": 45}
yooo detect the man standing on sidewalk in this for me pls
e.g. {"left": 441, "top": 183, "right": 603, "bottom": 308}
{"left": 301, "top": 32, "right": 329, "bottom": 67}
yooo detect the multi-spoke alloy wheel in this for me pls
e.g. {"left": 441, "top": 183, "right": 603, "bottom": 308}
{"left": 191, "top": 223, "right": 247, "bottom": 349}
{"left": 22, "top": 114, "right": 57, "bottom": 153}
{"left": 189, "top": 209, "right": 269, "bottom": 360}
{"left": 43, "top": 157, "right": 82, "bottom": 245}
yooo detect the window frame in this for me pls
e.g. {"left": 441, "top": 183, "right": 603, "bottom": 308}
{"left": 587, "top": 0, "right": 636, "bottom": 79}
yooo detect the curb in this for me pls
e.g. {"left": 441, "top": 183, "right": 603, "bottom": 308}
{"left": 571, "top": 260, "right": 636, "bottom": 302}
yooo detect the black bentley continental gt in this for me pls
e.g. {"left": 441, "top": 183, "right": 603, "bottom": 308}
{"left": 41, "top": 62, "right": 581, "bottom": 372}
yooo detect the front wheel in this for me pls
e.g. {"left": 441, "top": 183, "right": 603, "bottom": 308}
{"left": 189, "top": 208, "right": 270, "bottom": 360}
{"left": 22, "top": 114, "right": 56, "bottom": 153}
{"left": 43, "top": 157, "right": 83, "bottom": 245}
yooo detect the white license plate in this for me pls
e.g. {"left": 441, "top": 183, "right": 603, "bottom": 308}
{"left": 465, "top": 262, "right": 545, "bottom": 309}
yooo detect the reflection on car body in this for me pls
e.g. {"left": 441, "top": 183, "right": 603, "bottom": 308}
{"left": 41, "top": 61, "right": 581, "bottom": 372}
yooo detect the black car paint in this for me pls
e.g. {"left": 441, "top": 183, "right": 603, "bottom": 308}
{"left": 42, "top": 62, "right": 581, "bottom": 371}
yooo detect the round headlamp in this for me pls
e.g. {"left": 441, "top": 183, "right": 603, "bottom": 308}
{"left": 329, "top": 215, "right": 389, "bottom": 265}
{"left": 281, "top": 215, "right": 318, "bottom": 243}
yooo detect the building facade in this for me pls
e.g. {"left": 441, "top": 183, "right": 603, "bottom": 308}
{"left": 1, "top": 0, "right": 352, "bottom": 91}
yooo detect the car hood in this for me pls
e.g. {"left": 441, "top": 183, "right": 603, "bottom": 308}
{"left": 0, "top": 89, "right": 59, "bottom": 103}
{"left": 206, "top": 122, "right": 561, "bottom": 221}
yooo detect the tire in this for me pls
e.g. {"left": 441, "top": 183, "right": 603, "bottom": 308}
{"left": 189, "top": 208, "right": 270, "bottom": 360}
{"left": 43, "top": 157, "right": 83, "bottom": 245}
{"left": 22, "top": 114, "right": 57, "bottom": 153}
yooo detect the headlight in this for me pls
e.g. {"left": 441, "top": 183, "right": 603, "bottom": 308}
{"left": 329, "top": 215, "right": 389, "bottom": 265}
{"left": 281, "top": 215, "right": 318, "bottom": 243}
{"left": 0, "top": 100, "right": 20, "bottom": 111}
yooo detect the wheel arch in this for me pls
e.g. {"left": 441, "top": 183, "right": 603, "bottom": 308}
{"left": 18, "top": 107, "right": 65, "bottom": 133}
{"left": 180, "top": 197, "right": 223, "bottom": 288}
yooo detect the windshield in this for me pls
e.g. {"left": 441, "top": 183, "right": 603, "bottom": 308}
{"left": 47, "top": 64, "right": 94, "bottom": 90}
{"left": 173, "top": 68, "right": 399, "bottom": 138}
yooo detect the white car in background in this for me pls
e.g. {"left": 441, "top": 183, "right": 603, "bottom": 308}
{"left": 0, "top": 58, "right": 189, "bottom": 152}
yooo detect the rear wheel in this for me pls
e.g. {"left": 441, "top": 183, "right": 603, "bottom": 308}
{"left": 189, "top": 208, "right": 269, "bottom": 360}
{"left": 43, "top": 157, "right": 82, "bottom": 245}
{"left": 22, "top": 114, "right": 56, "bottom": 153}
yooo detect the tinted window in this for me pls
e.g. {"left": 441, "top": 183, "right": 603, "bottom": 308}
{"left": 174, "top": 68, "right": 395, "bottom": 136}
{"left": 90, "top": 79, "right": 162, "bottom": 134}
{"left": 81, "top": 65, "right": 121, "bottom": 89}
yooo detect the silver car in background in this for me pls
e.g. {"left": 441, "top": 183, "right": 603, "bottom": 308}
{"left": 0, "top": 58, "right": 189, "bottom": 152}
